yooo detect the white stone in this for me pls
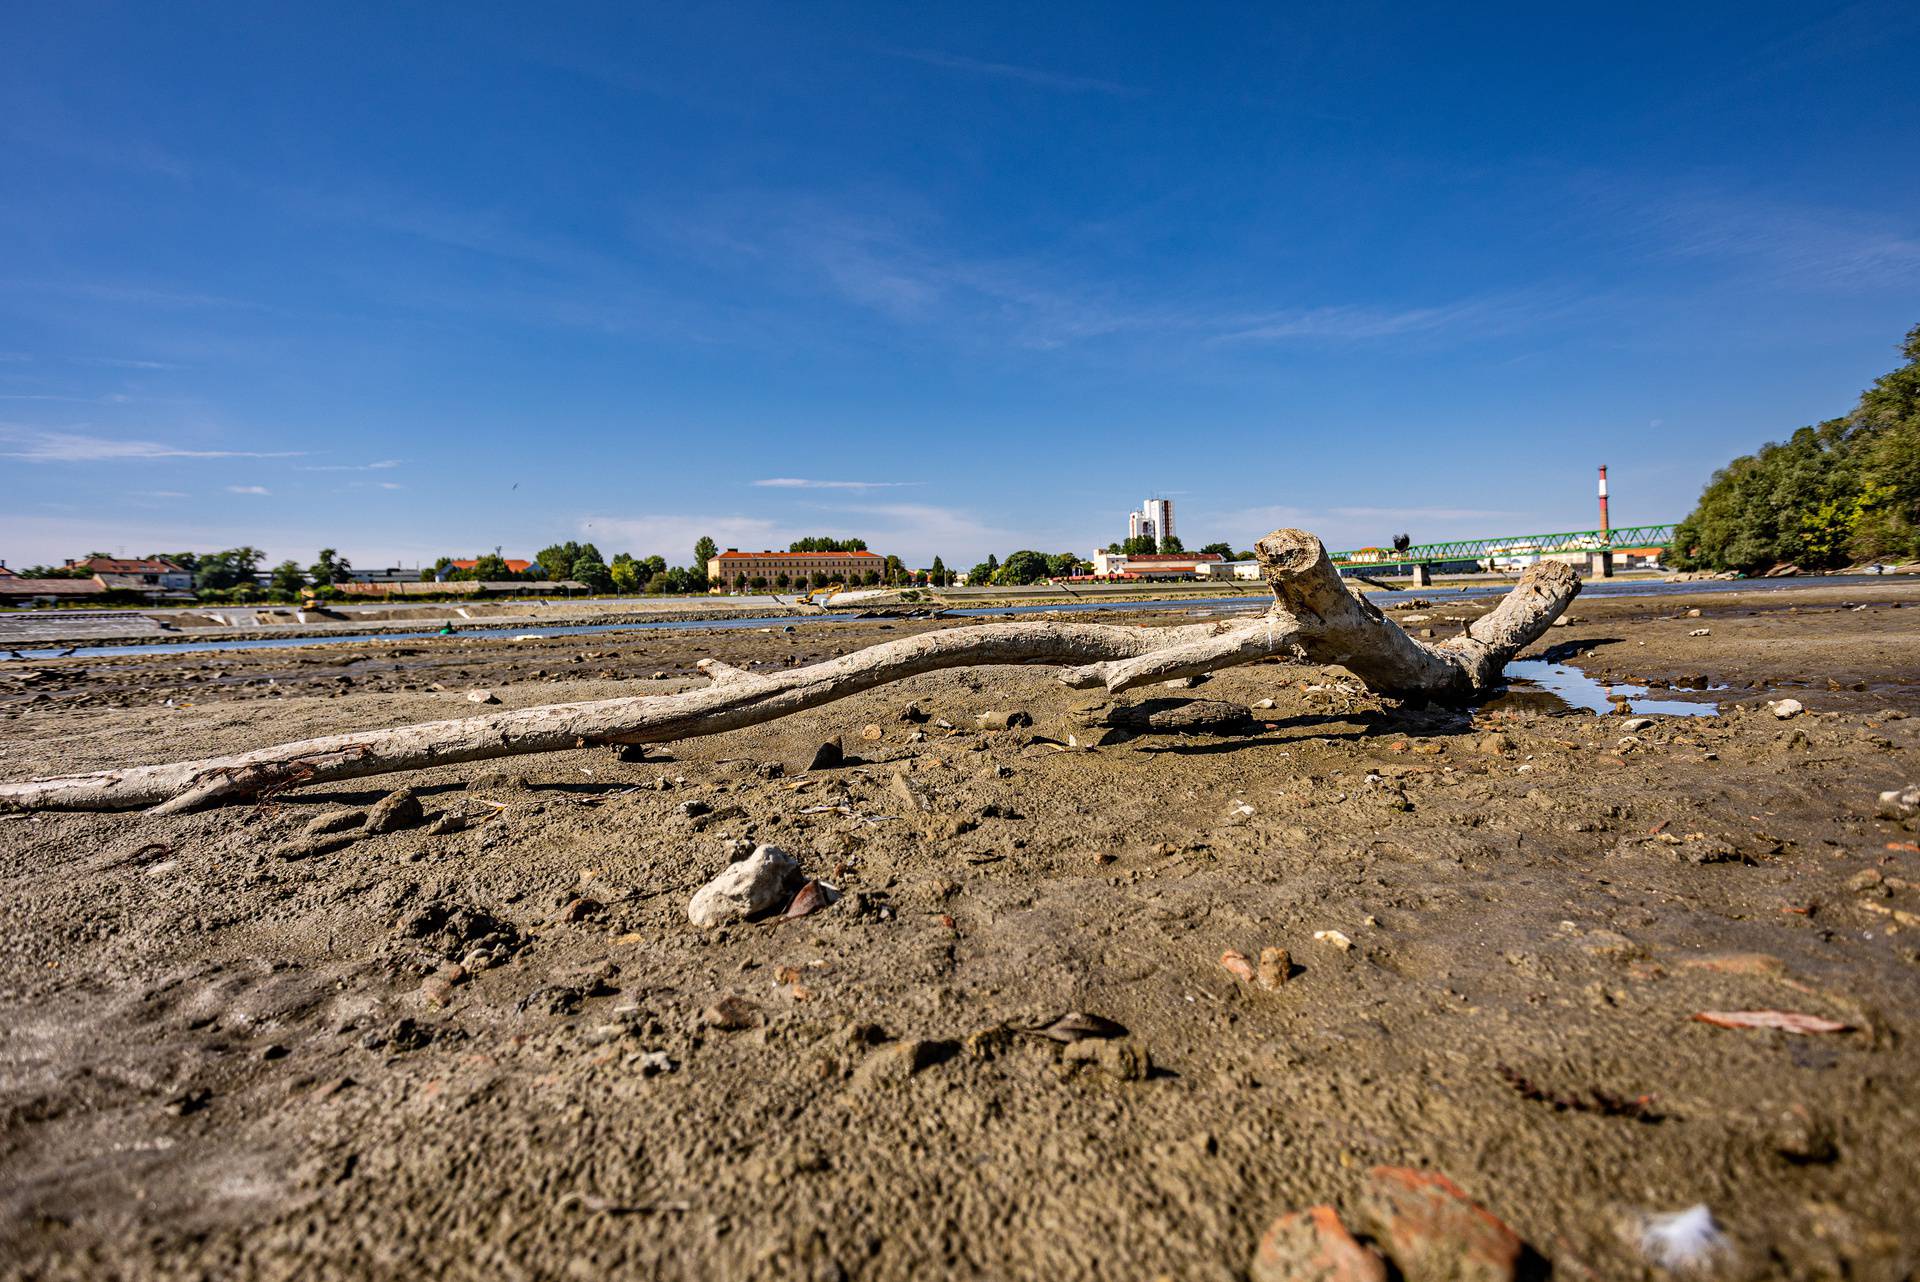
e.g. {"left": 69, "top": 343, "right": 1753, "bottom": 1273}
{"left": 687, "top": 845, "right": 802, "bottom": 927}
{"left": 1877, "top": 783, "right": 1919, "bottom": 820}
{"left": 1770, "top": 698, "right": 1805, "bottom": 720}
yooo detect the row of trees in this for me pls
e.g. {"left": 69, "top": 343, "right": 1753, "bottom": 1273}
{"left": 1672, "top": 323, "right": 1920, "bottom": 573}
{"left": 1097, "top": 536, "right": 1254, "bottom": 560}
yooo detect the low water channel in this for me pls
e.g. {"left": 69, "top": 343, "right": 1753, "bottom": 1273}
{"left": 0, "top": 573, "right": 1898, "bottom": 663}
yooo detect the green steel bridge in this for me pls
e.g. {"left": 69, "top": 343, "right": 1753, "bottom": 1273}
{"left": 1329, "top": 522, "right": 1676, "bottom": 571}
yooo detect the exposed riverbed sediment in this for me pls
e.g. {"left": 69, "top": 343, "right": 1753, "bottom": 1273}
{"left": 2, "top": 582, "right": 1917, "bottom": 1279}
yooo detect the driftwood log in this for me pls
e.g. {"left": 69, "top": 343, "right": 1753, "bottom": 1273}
{"left": 0, "top": 530, "right": 1578, "bottom": 813}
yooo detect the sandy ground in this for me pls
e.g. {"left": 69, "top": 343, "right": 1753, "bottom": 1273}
{"left": 2, "top": 583, "right": 1918, "bottom": 1280}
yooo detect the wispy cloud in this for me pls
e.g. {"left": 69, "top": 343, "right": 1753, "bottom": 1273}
{"left": 580, "top": 513, "right": 785, "bottom": 559}
{"left": 752, "top": 477, "right": 922, "bottom": 490}
{"left": 883, "top": 48, "right": 1136, "bottom": 96}
{"left": 79, "top": 357, "right": 183, "bottom": 370}
{"left": 297, "top": 459, "right": 403, "bottom": 472}
{"left": 0, "top": 426, "right": 304, "bottom": 462}
{"left": 1216, "top": 302, "right": 1502, "bottom": 343}
{"left": 0, "top": 393, "right": 137, "bottom": 403}
{"left": 10, "top": 281, "right": 264, "bottom": 310}
{"left": 1592, "top": 182, "right": 1920, "bottom": 288}
{"left": 226, "top": 484, "right": 272, "bottom": 495}
{"left": 1220, "top": 503, "right": 1527, "bottom": 551}
{"left": 647, "top": 189, "right": 1535, "bottom": 353}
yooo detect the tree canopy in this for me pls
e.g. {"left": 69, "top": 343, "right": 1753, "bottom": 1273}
{"left": 458, "top": 553, "right": 516, "bottom": 582}
{"left": 308, "top": 548, "right": 350, "bottom": 586}
{"left": 534, "top": 542, "right": 600, "bottom": 581}
{"left": 1672, "top": 323, "right": 1920, "bottom": 572}
{"left": 193, "top": 547, "right": 265, "bottom": 592}
{"left": 788, "top": 536, "right": 867, "bottom": 552}
{"left": 570, "top": 553, "right": 614, "bottom": 592}
{"left": 991, "top": 550, "right": 1054, "bottom": 585}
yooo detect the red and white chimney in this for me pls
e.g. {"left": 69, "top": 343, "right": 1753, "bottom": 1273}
{"left": 1597, "top": 465, "right": 1610, "bottom": 538}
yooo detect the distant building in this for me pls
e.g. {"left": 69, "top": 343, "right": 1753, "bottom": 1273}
{"left": 0, "top": 577, "right": 108, "bottom": 605}
{"left": 1194, "top": 559, "right": 1262, "bottom": 581}
{"left": 346, "top": 566, "right": 426, "bottom": 585}
{"left": 1124, "top": 497, "right": 1176, "bottom": 550}
{"left": 62, "top": 556, "right": 192, "bottom": 591}
{"left": 439, "top": 558, "right": 535, "bottom": 581}
{"left": 706, "top": 548, "right": 886, "bottom": 592}
{"left": 1090, "top": 550, "right": 1223, "bottom": 579}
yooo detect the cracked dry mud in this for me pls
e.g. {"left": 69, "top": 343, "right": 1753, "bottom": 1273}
{"left": 2, "top": 582, "right": 1918, "bottom": 1280}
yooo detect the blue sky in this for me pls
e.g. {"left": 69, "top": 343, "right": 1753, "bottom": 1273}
{"left": 4, "top": 1, "right": 1918, "bottom": 570}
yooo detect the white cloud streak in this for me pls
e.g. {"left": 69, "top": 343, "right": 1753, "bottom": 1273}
{"left": 752, "top": 477, "right": 922, "bottom": 490}
{"left": 0, "top": 427, "right": 304, "bottom": 462}
{"left": 226, "top": 484, "right": 272, "bottom": 495}
{"left": 882, "top": 48, "right": 1137, "bottom": 96}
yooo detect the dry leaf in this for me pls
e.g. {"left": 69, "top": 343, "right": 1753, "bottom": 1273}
{"left": 1032, "top": 1012, "right": 1127, "bottom": 1043}
{"left": 1693, "top": 1009, "right": 1850, "bottom": 1034}
{"left": 784, "top": 880, "right": 834, "bottom": 919}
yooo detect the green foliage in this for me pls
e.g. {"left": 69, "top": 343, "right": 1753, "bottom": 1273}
{"left": 1160, "top": 534, "right": 1185, "bottom": 553}
{"left": 308, "top": 548, "right": 350, "bottom": 586}
{"left": 1121, "top": 535, "right": 1158, "bottom": 556}
{"left": 929, "top": 556, "right": 947, "bottom": 586}
{"left": 16, "top": 564, "right": 88, "bottom": 579}
{"left": 570, "top": 553, "right": 614, "bottom": 592}
{"left": 535, "top": 542, "right": 600, "bottom": 581}
{"left": 788, "top": 536, "right": 868, "bottom": 552}
{"left": 147, "top": 552, "right": 199, "bottom": 573}
{"left": 455, "top": 553, "right": 513, "bottom": 581}
{"left": 1046, "top": 552, "right": 1086, "bottom": 577}
{"left": 992, "top": 550, "right": 1054, "bottom": 585}
{"left": 269, "top": 560, "right": 307, "bottom": 595}
{"left": 197, "top": 584, "right": 263, "bottom": 603}
{"left": 966, "top": 553, "right": 998, "bottom": 585}
{"left": 1672, "top": 324, "right": 1920, "bottom": 572}
{"left": 1198, "top": 542, "right": 1235, "bottom": 560}
{"left": 609, "top": 552, "right": 646, "bottom": 593}
{"left": 639, "top": 564, "right": 706, "bottom": 594}
{"left": 193, "top": 547, "right": 265, "bottom": 592}
{"left": 694, "top": 536, "right": 717, "bottom": 568}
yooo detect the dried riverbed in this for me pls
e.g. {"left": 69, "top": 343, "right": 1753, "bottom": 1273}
{"left": 2, "top": 583, "right": 1918, "bottom": 1279}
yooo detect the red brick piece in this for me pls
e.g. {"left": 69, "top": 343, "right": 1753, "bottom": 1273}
{"left": 1356, "top": 1167, "right": 1524, "bottom": 1282}
{"left": 1252, "top": 1205, "right": 1388, "bottom": 1282}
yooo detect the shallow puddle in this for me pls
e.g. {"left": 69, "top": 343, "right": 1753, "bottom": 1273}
{"left": 1497, "top": 659, "right": 1718, "bottom": 717}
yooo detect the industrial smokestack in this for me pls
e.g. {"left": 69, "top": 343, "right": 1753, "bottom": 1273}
{"left": 1597, "top": 465, "right": 1610, "bottom": 538}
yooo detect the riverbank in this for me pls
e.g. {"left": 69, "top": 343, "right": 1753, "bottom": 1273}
{"left": 3, "top": 581, "right": 1918, "bottom": 1278}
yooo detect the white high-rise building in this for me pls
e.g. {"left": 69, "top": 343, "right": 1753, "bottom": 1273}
{"left": 1124, "top": 497, "right": 1176, "bottom": 549}
{"left": 1142, "top": 498, "right": 1174, "bottom": 548}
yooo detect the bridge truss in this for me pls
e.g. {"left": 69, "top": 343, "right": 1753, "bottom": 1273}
{"left": 1330, "top": 523, "right": 1676, "bottom": 570}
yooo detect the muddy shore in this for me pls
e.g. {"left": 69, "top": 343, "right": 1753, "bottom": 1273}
{"left": 3, "top": 583, "right": 1918, "bottom": 1280}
